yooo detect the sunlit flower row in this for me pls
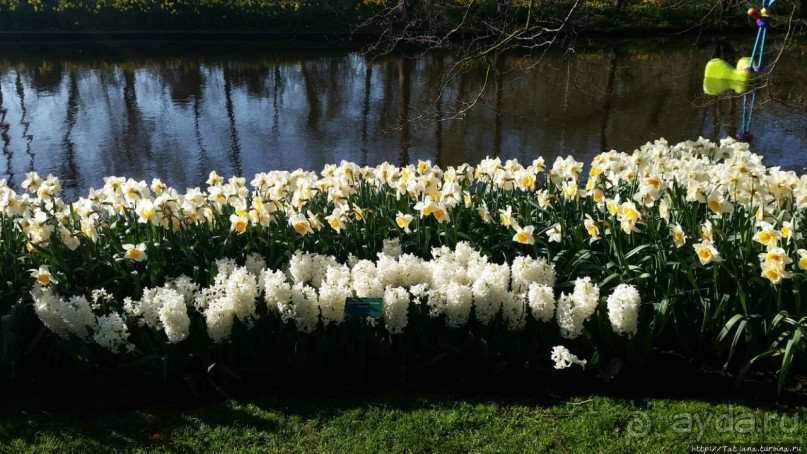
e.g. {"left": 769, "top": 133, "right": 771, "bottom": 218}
{"left": 31, "top": 240, "right": 639, "bottom": 356}
{"left": 3, "top": 137, "right": 807, "bottom": 287}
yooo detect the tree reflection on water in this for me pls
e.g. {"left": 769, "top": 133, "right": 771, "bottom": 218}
{"left": 0, "top": 37, "right": 805, "bottom": 196}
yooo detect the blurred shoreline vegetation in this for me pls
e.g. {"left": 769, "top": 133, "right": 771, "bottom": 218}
{"left": 0, "top": 0, "right": 803, "bottom": 34}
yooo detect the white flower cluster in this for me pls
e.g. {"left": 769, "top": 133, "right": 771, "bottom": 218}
{"left": 124, "top": 276, "right": 196, "bottom": 344}
{"left": 32, "top": 240, "right": 628, "bottom": 351}
{"left": 93, "top": 313, "right": 133, "bottom": 353}
{"left": 606, "top": 284, "right": 641, "bottom": 336}
{"left": 556, "top": 277, "right": 601, "bottom": 339}
{"left": 527, "top": 283, "right": 556, "bottom": 322}
{"left": 551, "top": 345, "right": 587, "bottom": 370}
{"left": 31, "top": 285, "right": 91, "bottom": 340}
{"left": 5, "top": 137, "right": 801, "bottom": 270}
{"left": 260, "top": 241, "right": 556, "bottom": 334}
{"left": 195, "top": 261, "right": 259, "bottom": 342}
{"left": 31, "top": 241, "right": 643, "bottom": 357}
{"left": 31, "top": 284, "right": 133, "bottom": 353}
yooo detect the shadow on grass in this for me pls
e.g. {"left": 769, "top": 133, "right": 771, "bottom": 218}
{"left": 3, "top": 347, "right": 805, "bottom": 416}
{"left": 1, "top": 350, "right": 806, "bottom": 452}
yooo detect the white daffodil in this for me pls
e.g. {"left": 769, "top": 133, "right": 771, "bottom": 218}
{"left": 123, "top": 243, "right": 148, "bottom": 262}
{"left": 30, "top": 265, "right": 57, "bottom": 286}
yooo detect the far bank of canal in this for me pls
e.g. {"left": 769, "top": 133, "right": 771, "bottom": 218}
{"left": 0, "top": 34, "right": 805, "bottom": 196}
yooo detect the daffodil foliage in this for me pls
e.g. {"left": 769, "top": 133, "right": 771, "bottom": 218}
{"left": 1, "top": 137, "right": 805, "bottom": 392}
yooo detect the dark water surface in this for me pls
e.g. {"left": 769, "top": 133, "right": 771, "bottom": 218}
{"left": 1, "top": 36, "right": 806, "bottom": 198}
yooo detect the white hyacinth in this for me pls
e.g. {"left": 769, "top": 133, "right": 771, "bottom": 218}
{"left": 159, "top": 294, "right": 191, "bottom": 343}
{"left": 318, "top": 280, "right": 349, "bottom": 326}
{"left": 551, "top": 345, "right": 587, "bottom": 370}
{"left": 215, "top": 258, "right": 238, "bottom": 280}
{"left": 571, "top": 276, "right": 600, "bottom": 317}
{"left": 381, "top": 238, "right": 403, "bottom": 258}
{"left": 383, "top": 286, "right": 410, "bottom": 334}
{"left": 205, "top": 301, "right": 235, "bottom": 344}
{"left": 290, "top": 283, "right": 320, "bottom": 333}
{"left": 93, "top": 313, "right": 134, "bottom": 353}
{"left": 352, "top": 260, "right": 383, "bottom": 298}
{"left": 288, "top": 251, "right": 339, "bottom": 289}
{"left": 511, "top": 256, "right": 556, "bottom": 293}
{"left": 527, "top": 283, "right": 556, "bottom": 322}
{"left": 556, "top": 277, "right": 601, "bottom": 339}
{"left": 502, "top": 291, "right": 528, "bottom": 331}
{"left": 58, "top": 295, "right": 97, "bottom": 341}
{"left": 444, "top": 282, "right": 473, "bottom": 328}
{"left": 557, "top": 277, "right": 600, "bottom": 339}
{"left": 225, "top": 267, "right": 258, "bottom": 327}
{"left": 263, "top": 269, "right": 292, "bottom": 314}
{"left": 244, "top": 252, "right": 267, "bottom": 279}
{"left": 555, "top": 293, "right": 581, "bottom": 338}
{"left": 471, "top": 263, "right": 509, "bottom": 325}
{"left": 166, "top": 275, "right": 199, "bottom": 307}
{"left": 195, "top": 265, "right": 260, "bottom": 342}
{"left": 31, "top": 285, "right": 71, "bottom": 339}
{"left": 287, "top": 251, "right": 315, "bottom": 286}
{"left": 606, "top": 284, "right": 641, "bottom": 336}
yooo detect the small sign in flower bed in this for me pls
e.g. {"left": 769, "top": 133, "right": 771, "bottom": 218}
{"left": 0, "top": 137, "right": 804, "bottom": 393}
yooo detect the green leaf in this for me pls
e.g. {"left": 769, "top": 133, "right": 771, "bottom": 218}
{"left": 210, "top": 362, "right": 243, "bottom": 381}
{"left": 717, "top": 314, "right": 745, "bottom": 345}
{"left": 725, "top": 319, "right": 747, "bottom": 369}
{"left": 735, "top": 348, "right": 783, "bottom": 390}
{"left": 600, "top": 272, "right": 621, "bottom": 288}
{"left": 624, "top": 244, "right": 651, "bottom": 260}
{"left": 778, "top": 328, "right": 803, "bottom": 395}
{"left": 1, "top": 312, "right": 15, "bottom": 361}
{"left": 598, "top": 357, "right": 623, "bottom": 382}
{"left": 121, "top": 354, "right": 162, "bottom": 369}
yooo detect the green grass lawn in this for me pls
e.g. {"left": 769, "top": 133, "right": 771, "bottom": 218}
{"left": 1, "top": 391, "right": 804, "bottom": 453}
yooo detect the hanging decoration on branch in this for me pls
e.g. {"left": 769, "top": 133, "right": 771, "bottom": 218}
{"left": 703, "top": 0, "right": 776, "bottom": 142}
{"left": 704, "top": 0, "right": 775, "bottom": 94}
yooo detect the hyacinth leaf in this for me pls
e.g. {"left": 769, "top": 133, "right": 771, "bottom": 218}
{"left": 598, "top": 357, "right": 623, "bottom": 382}
{"left": 439, "top": 342, "right": 466, "bottom": 355}
{"left": 770, "top": 311, "right": 787, "bottom": 329}
{"left": 424, "top": 352, "right": 449, "bottom": 367}
{"left": 771, "top": 331, "right": 791, "bottom": 350}
{"left": 479, "top": 337, "right": 490, "bottom": 358}
{"left": 120, "top": 354, "right": 163, "bottom": 370}
{"left": 726, "top": 319, "right": 748, "bottom": 370}
{"left": 600, "top": 272, "right": 621, "bottom": 288}
{"left": 717, "top": 314, "right": 745, "bottom": 345}
{"left": 652, "top": 298, "right": 671, "bottom": 332}
{"left": 208, "top": 362, "right": 243, "bottom": 381}
{"left": 778, "top": 328, "right": 802, "bottom": 395}
{"left": 589, "top": 351, "right": 601, "bottom": 367}
{"left": 1, "top": 312, "right": 15, "bottom": 363}
{"left": 493, "top": 359, "right": 511, "bottom": 377}
{"left": 735, "top": 349, "right": 782, "bottom": 391}
{"left": 183, "top": 373, "right": 199, "bottom": 397}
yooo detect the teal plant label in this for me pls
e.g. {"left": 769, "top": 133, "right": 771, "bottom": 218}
{"left": 344, "top": 297, "right": 383, "bottom": 317}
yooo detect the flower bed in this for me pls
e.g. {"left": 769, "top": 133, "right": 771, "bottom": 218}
{"left": 1, "top": 137, "right": 805, "bottom": 392}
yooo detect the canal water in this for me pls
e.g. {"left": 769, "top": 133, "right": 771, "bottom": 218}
{"left": 0, "top": 35, "right": 805, "bottom": 198}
